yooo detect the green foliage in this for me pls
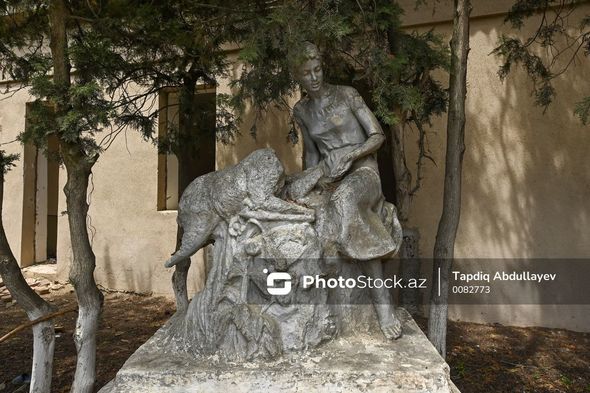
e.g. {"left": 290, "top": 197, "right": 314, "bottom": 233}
{"left": 85, "top": 0, "right": 247, "bottom": 148}
{"left": 574, "top": 96, "right": 590, "bottom": 125}
{"left": 19, "top": 101, "right": 56, "bottom": 150}
{"left": 233, "top": 0, "right": 449, "bottom": 140}
{"left": 504, "top": 0, "right": 552, "bottom": 29}
{"left": 216, "top": 94, "right": 241, "bottom": 145}
{"left": 493, "top": 0, "right": 589, "bottom": 122}
{"left": 369, "top": 29, "right": 449, "bottom": 125}
{"left": 0, "top": 1, "right": 51, "bottom": 82}
{"left": 493, "top": 35, "right": 555, "bottom": 108}
{"left": 22, "top": 76, "right": 115, "bottom": 155}
{"left": 454, "top": 359, "right": 467, "bottom": 379}
{"left": 0, "top": 1, "right": 126, "bottom": 162}
{"left": 2, "top": 0, "right": 243, "bottom": 163}
{"left": 560, "top": 374, "right": 573, "bottom": 387}
{"left": 1, "top": 0, "right": 449, "bottom": 159}
{"left": 0, "top": 150, "right": 19, "bottom": 176}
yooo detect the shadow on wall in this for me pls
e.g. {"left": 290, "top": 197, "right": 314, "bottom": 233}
{"left": 100, "top": 244, "right": 145, "bottom": 293}
{"left": 99, "top": 242, "right": 207, "bottom": 297}
{"left": 462, "top": 20, "right": 590, "bottom": 311}
{"left": 100, "top": 242, "right": 165, "bottom": 295}
{"left": 403, "top": 10, "right": 590, "bottom": 327}
{"left": 409, "top": 11, "right": 590, "bottom": 260}
{"left": 461, "top": 15, "right": 590, "bottom": 260}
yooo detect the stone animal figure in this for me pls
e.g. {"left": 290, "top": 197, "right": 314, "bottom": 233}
{"left": 165, "top": 149, "right": 314, "bottom": 268}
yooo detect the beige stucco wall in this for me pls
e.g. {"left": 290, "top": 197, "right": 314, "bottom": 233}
{"left": 0, "top": 86, "right": 29, "bottom": 265}
{"left": 1, "top": 1, "right": 588, "bottom": 330}
{"left": 400, "top": 1, "right": 590, "bottom": 331}
{"left": 54, "top": 87, "right": 208, "bottom": 296}
{"left": 403, "top": 1, "right": 590, "bottom": 259}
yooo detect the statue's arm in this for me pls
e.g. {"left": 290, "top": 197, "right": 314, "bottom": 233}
{"left": 347, "top": 87, "right": 386, "bottom": 161}
{"left": 294, "top": 104, "right": 320, "bottom": 169}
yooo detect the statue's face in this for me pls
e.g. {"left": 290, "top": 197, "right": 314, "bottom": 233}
{"left": 297, "top": 57, "right": 323, "bottom": 93}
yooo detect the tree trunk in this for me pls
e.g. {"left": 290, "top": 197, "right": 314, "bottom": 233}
{"left": 171, "top": 76, "right": 199, "bottom": 311}
{"left": 62, "top": 149, "right": 103, "bottom": 393}
{"left": 428, "top": 0, "right": 471, "bottom": 358}
{"left": 389, "top": 122, "right": 412, "bottom": 223}
{"left": 389, "top": 122, "right": 422, "bottom": 314}
{"left": 0, "top": 174, "right": 55, "bottom": 393}
{"left": 172, "top": 227, "right": 191, "bottom": 311}
{"left": 387, "top": 26, "right": 422, "bottom": 314}
{"left": 49, "top": 2, "right": 104, "bottom": 392}
{"left": 385, "top": 29, "right": 412, "bottom": 226}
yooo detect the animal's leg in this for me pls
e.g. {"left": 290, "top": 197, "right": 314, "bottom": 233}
{"left": 172, "top": 225, "right": 190, "bottom": 310}
{"left": 165, "top": 215, "right": 220, "bottom": 268}
{"left": 172, "top": 259, "right": 190, "bottom": 310}
{"left": 257, "top": 196, "right": 315, "bottom": 217}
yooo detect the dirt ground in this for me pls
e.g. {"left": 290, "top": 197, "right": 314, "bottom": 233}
{"left": 0, "top": 287, "right": 174, "bottom": 393}
{"left": 1, "top": 288, "right": 588, "bottom": 393}
{"left": 416, "top": 317, "right": 590, "bottom": 393}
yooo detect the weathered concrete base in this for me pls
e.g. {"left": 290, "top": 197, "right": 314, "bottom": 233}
{"left": 100, "top": 309, "right": 459, "bottom": 393}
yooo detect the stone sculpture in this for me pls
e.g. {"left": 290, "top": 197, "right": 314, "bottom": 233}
{"left": 159, "top": 146, "right": 401, "bottom": 361}
{"left": 157, "top": 43, "right": 403, "bottom": 362}
{"left": 164, "top": 149, "right": 315, "bottom": 269}
{"left": 100, "top": 44, "right": 461, "bottom": 393}
{"left": 288, "top": 42, "right": 403, "bottom": 339}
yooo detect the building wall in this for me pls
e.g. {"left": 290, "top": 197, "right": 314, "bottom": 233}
{"left": 0, "top": 87, "right": 29, "bottom": 266}
{"left": 53, "top": 85, "right": 213, "bottom": 296}
{"left": 401, "top": 1, "right": 590, "bottom": 331}
{"left": 1, "top": 1, "right": 588, "bottom": 330}
{"left": 402, "top": 0, "right": 590, "bottom": 259}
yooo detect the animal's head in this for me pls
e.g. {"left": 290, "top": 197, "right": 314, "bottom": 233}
{"left": 241, "top": 148, "right": 285, "bottom": 189}
{"left": 243, "top": 148, "right": 281, "bottom": 167}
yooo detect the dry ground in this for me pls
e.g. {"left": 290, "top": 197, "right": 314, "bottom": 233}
{"left": 0, "top": 287, "right": 174, "bottom": 393}
{"left": 0, "top": 288, "right": 588, "bottom": 393}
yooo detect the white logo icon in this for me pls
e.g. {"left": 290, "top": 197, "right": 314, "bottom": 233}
{"left": 264, "top": 269, "right": 292, "bottom": 295}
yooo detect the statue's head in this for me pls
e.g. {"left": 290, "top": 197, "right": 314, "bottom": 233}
{"left": 290, "top": 42, "right": 324, "bottom": 94}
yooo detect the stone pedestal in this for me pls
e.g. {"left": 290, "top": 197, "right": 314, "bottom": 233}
{"left": 100, "top": 309, "right": 459, "bottom": 393}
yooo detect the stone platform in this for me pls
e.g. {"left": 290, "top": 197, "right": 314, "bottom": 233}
{"left": 100, "top": 309, "right": 459, "bottom": 393}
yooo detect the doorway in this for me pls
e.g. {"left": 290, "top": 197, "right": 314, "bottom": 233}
{"left": 20, "top": 131, "right": 59, "bottom": 267}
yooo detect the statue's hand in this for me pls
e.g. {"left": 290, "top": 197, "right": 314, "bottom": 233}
{"left": 329, "top": 153, "right": 354, "bottom": 180}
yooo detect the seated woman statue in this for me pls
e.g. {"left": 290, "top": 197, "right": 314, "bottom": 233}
{"left": 290, "top": 42, "right": 402, "bottom": 339}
